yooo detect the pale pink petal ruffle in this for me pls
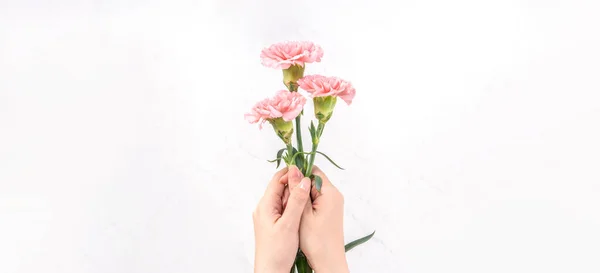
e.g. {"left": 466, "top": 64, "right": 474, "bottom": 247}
{"left": 245, "top": 90, "right": 307, "bottom": 128}
{"left": 297, "top": 75, "right": 356, "bottom": 105}
{"left": 260, "top": 41, "right": 324, "bottom": 69}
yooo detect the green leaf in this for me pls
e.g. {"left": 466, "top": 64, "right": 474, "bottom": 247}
{"left": 290, "top": 149, "right": 315, "bottom": 172}
{"left": 295, "top": 156, "right": 304, "bottom": 170}
{"left": 345, "top": 231, "right": 375, "bottom": 252}
{"left": 276, "top": 148, "right": 286, "bottom": 168}
{"left": 308, "top": 121, "right": 316, "bottom": 139}
{"left": 316, "top": 151, "right": 345, "bottom": 170}
{"left": 267, "top": 158, "right": 282, "bottom": 163}
{"left": 291, "top": 148, "right": 303, "bottom": 170}
{"left": 294, "top": 250, "right": 312, "bottom": 273}
{"left": 314, "top": 175, "right": 323, "bottom": 193}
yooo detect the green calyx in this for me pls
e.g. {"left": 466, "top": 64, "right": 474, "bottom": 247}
{"left": 313, "top": 96, "right": 337, "bottom": 123}
{"left": 269, "top": 117, "right": 294, "bottom": 144}
{"left": 282, "top": 64, "right": 305, "bottom": 91}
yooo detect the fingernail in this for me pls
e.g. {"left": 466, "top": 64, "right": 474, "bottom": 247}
{"left": 297, "top": 178, "right": 310, "bottom": 191}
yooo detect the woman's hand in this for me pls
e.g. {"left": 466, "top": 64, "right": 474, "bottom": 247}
{"left": 285, "top": 166, "right": 349, "bottom": 273}
{"left": 253, "top": 166, "right": 311, "bottom": 273}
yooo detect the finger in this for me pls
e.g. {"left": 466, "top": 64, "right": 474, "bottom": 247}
{"left": 265, "top": 168, "right": 289, "bottom": 198}
{"left": 310, "top": 165, "right": 336, "bottom": 192}
{"left": 282, "top": 186, "right": 290, "bottom": 210}
{"left": 279, "top": 173, "right": 288, "bottom": 185}
{"left": 302, "top": 190, "right": 314, "bottom": 218}
{"left": 281, "top": 166, "right": 301, "bottom": 211}
{"left": 287, "top": 165, "right": 304, "bottom": 189}
{"left": 280, "top": 177, "right": 311, "bottom": 229}
{"left": 310, "top": 165, "right": 331, "bottom": 185}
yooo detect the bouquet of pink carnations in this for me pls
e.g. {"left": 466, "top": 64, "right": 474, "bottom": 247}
{"left": 245, "top": 41, "right": 374, "bottom": 273}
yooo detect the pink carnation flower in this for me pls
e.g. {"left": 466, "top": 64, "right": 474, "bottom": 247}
{"left": 245, "top": 90, "right": 307, "bottom": 128}
{"left": 260, "top": 41, "right": 324, "bottom": 69}
{"left": 297, "top": 75, "right": 356, "bottom": 105}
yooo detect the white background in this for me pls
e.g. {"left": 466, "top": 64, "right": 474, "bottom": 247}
{"left": 1, "top": 0, "right": 600, "bottom": 272}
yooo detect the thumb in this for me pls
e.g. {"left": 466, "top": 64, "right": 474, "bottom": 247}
{"left": 279, "top": 177, "right": 311, "bottom": 229}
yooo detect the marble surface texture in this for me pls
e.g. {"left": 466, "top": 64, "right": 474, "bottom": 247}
{"left": 1, "top": 0, "right": 600, "bottom": 272}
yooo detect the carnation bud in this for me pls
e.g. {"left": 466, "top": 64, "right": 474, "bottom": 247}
{"left": 313, "top": 96, "right": 337, "bottom": 123}
{"left": 268, "top": 117, "right": 294, "bottom": 144}
{"left": 282, "top": 64, "right": 305, "bottom": 91}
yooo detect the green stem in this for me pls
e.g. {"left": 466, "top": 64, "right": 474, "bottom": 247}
{"left": 289, "top": 83, "right": 305, "bottom": 172}
{"left": 305, "top": 122, "right": 325, "bottom": 176}
{"left": 286, "top": 143, "right": 294, "bottom": 166}
{"left": 295, "top": 115, "right": 304, "bottom": 157}
{"left": 291, "top": 151, "right": 314, "bottom": 167}
{"left": 295, "top": 116, "right": 305, "bottom": 171}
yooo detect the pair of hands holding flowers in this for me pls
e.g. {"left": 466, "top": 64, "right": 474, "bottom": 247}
{"left": 249, "top": 41, "right": 372, "bottom": 272}
{"left": 253, "top": 165, "right": 348, "bottom": 273}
